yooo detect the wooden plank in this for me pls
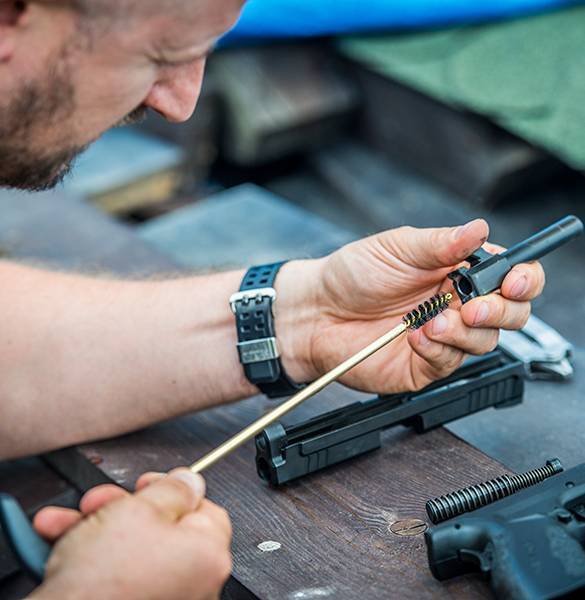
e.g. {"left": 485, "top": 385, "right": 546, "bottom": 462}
{"left": 348, "top": 64, "right": 565, "bottom": 207}
{"left": 0, "top": 188, "right": 176, "bottom": 274}
{"left": 210, "top": 44, "right": 360, "bottom": 165}
{"left": 45, "top": 384, "right": 503, "bottom": 599}
{"left": 138, "top": 184, "right": 356, "bottom": 270}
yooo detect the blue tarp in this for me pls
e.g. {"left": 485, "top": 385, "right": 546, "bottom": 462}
{"left": 223, "top": 0, "right": 580, "bottom": 43}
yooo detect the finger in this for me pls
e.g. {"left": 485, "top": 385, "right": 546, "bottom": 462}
{"left": 483, "top": 242, "right": 506, "bottom": 255}
{"left": 500, "top": 262, "right": 546, "bottom": 301}
{"left": 389, "top": 219, "right": 489, "bottom": 270}
{"left": 179, "top": 500, "right": 232, "bottom": 542}
{"left": 423, "top": 309, "right": 500, "bottom": 355}
{"left": 408, "top": 328, "right": 466, "bottom": 382}
{"left": 79, "top": 484, "right": 130, "bottom": 515}
{"left": 136, "top": 472, "right": 165, "bottom": 491}
{"left": 136, "top": 468, "right": 206, "bottom": 522}
{"left": 33, "top": 507, "right": 82, "bottom": 542}
{"left": 461, "top": 296, "right": 531, "bottom": 331}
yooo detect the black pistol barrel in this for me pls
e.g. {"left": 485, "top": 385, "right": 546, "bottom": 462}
{"left": 502, "top": 215, "right": 584, "bottom": 266}
{"left": 449, "top": 215, "right": 584, "bottom": 304}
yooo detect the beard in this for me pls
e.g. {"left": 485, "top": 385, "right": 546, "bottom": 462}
{"left": 0, "top": 56, "right": 86, "bottom": 192}
{"left": 0, "top": 53, "right": 149, "bottom": 192}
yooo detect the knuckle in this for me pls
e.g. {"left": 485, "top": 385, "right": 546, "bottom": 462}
{"left": 423, "top": 342, "right": 445, "bottom": 361}
{"left": 396, "top": 225, "right": 415, "bottom": 236}
{"left": 128, "top": 495, "right": 164, "bottom": 523}
{"left": 445, "top": 351, "right": 464, "bottom": 372}
{"left": 195, "top": 513, "right": 215, "bottom": 531}
{"left": 162, "top": 477, "right": 193, "bottom": 504}
{"left": 491, "top": 297, "right": 507, "bottom": 324}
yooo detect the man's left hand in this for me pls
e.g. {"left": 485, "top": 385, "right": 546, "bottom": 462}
{"left": 276, "top": 219, "right": 545, "bottom": 394}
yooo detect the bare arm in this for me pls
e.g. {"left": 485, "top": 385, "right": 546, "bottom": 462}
{"left": 0, "top": 260, "right": 317, "bottom": 459}
{"left": 0, "top": 220, "right": 546, "bottom": 460}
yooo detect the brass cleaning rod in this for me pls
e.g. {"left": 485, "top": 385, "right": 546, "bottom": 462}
{"left": 190, "top": 292, "right": 453, "bottom": 474}
{"left": 190, "top": 321, "right": 408, "bottom": 474}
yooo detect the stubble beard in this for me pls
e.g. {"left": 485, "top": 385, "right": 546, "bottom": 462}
{"left": 0, "top": 51, "right": 89, "bottom": 192}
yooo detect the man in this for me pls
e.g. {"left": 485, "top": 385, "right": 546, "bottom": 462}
{"left": 0, "top": 1, "right": 545, "bottom": 598}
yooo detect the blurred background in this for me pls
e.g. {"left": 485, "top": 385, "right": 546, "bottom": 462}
{"left": 1, "top": 0, "right": 585, "bottom": 345}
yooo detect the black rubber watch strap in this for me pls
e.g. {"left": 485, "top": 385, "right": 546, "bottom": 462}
{"left": 232, "top": 263, "right": 304, "bottom": 399}
{"left": 240, "top": 263, "right": 283, "bottom": 292}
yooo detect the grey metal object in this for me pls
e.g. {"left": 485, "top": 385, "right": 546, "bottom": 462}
{"left": 426, "top": 458, "right": 563, "bottom": 524}
{"left": 229, "top": 288, "right": 277, "bottom": 314}
{"left": 237, "top": 338, "right": 280, "bottom": 365}
{"left": 499, "top": 315, "right": 574, "bottom": 380}
{"left": 449, "top": 216, "right": 583, "bottom": 305}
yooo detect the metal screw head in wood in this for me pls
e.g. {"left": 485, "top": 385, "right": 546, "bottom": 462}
{"left": 390, "top": 519, "right": 428, "bottom": 536}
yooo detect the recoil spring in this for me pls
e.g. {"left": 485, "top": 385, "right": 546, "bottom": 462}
{"left": 426, "top": 458, "right": 563, "bottom": 524}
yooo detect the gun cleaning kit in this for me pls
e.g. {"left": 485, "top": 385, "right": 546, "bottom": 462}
{"left": 1, "top": 215, "right": 584, "bottom": 588}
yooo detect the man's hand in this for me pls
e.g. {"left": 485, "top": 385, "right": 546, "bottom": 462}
{"left": 278, "top": 219, "right": 545, "bottom": 393}
{"left": 31, "top": 470, "right": 232, "bottom": 600}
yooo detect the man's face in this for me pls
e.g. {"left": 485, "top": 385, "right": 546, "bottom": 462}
{"left": 0, "top": 0, "right": 243, "bottom": 191}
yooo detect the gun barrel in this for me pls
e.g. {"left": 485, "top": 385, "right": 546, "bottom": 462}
{"left": 503, "top": 215, "right": 583, "bottom": 267}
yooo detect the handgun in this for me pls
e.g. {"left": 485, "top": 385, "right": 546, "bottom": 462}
{"left": 426, "top": 461, "right": 585, "bottom": 599}
{"left": 256, "top": 350, "right": 525, "bottom": 485}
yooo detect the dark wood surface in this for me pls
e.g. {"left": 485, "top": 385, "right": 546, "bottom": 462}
{"left": 48, "top": 385, "right": 501, "bottom": 599}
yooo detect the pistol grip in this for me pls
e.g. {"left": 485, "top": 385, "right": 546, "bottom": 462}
{"left": 425, "top": 521, "right": 493, "bottom": 581}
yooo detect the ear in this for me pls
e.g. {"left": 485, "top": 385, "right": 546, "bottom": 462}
{"left": 0, "top": 1, "right": 27, "bottom": 62}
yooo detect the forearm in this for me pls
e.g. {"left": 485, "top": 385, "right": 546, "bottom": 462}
{"left": 0, "top": 261, "right": 320, "bottom": 459}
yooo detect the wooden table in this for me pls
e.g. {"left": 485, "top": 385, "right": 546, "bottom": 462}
{"left": 48, "top": 388, "right": 504, "bottom": 599}
{"left": 0, "top": 189, "right": 504, "bottom": 598}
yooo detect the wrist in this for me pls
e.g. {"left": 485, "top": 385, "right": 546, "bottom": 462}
{"left": 273, "top": 259, "right": 325, "bottom": 383}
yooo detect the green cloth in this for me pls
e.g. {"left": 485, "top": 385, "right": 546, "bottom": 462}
{"left": 338, "top": 6, "right": 585, "bottom": 169}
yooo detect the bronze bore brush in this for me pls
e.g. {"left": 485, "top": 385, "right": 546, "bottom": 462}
{"left": 190, "top": 292, "right": 453, "bottom": 474}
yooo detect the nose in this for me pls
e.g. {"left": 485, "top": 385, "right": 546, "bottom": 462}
{"left": 144, "top": 60, "right": 206, "bottom": 123}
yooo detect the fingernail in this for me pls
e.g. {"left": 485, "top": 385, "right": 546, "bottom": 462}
{"left": 432, "top": 313, "right": 448, "bottom": 336}
{"left": 454, "top": 219, "right": 479, "bottom": 240}
{"left": 454, "top": 222, "right": 471, "bottom": 240}
{"left": 509, "top": 275, "right": 528, "bottom": 299}
{"left": 169, "top": 471, "right": 206, "bottom": 498}
{"left": 419, "top": 330, "right": 431, "bottom": 346}
{"left": 474, "top": 301, "right": 490, "bottom": 325}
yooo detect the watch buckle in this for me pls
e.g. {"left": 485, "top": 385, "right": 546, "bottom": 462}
{"left": 229, "top": 287, "right": 277, "bottom": 314}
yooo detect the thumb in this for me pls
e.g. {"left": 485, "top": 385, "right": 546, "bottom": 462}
{"left": 390, "top": 219, "right": 489, "bottom": 270}
{"left": 136, "top": 468, "right": 206, "bottom": 522}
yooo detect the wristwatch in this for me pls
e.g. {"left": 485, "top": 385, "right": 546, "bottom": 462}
{"left": 230, "top": 262, "right": 305, "bottom": 398}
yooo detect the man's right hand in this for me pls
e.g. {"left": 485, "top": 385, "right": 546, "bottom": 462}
{"left": 31, "top": 469, "right": 232, "bottom": 600}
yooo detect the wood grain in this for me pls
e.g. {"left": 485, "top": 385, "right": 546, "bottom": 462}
{"left": 47, "top": 385, "right": 503, "bottom": 599}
